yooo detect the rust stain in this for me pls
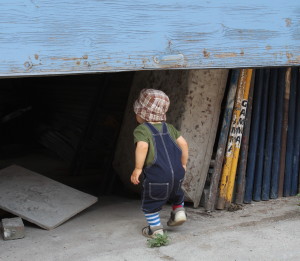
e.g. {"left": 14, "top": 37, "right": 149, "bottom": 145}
{"left": 51, "top": 55, "right": 88, "bottom": 61}
{"left": 286, "top": 52, "right": 293, "bottom": 59}
{"left": 34, "top": 54, "right": 39, "bottom": 60}
{"left": 285, "top": 18, "right": 292, "bottom": 27}
{"left": 76, "top": 61, "right": 81, "bottom": 65}
{"left": 288, "top": 56, "right": 300, "bottom": 64}
{"left": 240, "top": 49, "right": 244, "bottom": 56}
{"left": 203, "top": 49, "right": 210, "bottom": 58}
{"left": 265, "top": 45, "right": 272, "bottom": 50}
{"left": 214, "top": 52, "right": 237, "bottom": 58}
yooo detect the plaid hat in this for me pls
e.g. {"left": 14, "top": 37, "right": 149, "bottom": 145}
{"left": 134, "top": 89, "right": 170, "bottom": 122}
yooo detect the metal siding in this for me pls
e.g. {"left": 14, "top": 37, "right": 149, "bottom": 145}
{"left": 1, "top": 1, "right": 300, "bottom": 76}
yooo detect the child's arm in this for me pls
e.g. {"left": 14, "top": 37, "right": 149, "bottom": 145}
{"left": 131, "top": 141, "right": 149, "bottom": 185}
{"left": 176, "top": 136, "right": 189, "bottom": 171}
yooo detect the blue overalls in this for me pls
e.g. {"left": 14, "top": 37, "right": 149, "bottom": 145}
{"left": 142, "top": 122, "right": 185, "bottom": 214}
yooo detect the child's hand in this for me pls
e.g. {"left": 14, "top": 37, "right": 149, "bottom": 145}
{"left": 182, "top": 165, "right": 187, "bottom": 171}
{"left": 131, "top": 168, "right": 142, "bottom": 185}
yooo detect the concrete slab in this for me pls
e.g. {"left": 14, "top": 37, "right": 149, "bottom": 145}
{"left": 113, "top": 69, "right": 228, "bottom": 207}
{"left": 0, "top": 165, "right": 98, "bottom": 230}
{"left": 0, "top": 196, "right": 299, "bottom": 261}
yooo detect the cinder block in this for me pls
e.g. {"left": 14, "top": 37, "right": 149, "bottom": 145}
{"left": 1, "top": 217, "right": 25, "bottom": 240}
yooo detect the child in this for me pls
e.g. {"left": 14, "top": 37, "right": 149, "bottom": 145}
{"left": 131, "top": 89, "right": 189, "bottom": 238}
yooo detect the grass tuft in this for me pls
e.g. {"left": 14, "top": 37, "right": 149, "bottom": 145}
{"left": 147, "top": 233, "right": 170, "bottom": 248}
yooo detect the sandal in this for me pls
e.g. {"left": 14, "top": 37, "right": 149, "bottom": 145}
{"left": 142, "top": 225, "right": 164, "bottom": 238}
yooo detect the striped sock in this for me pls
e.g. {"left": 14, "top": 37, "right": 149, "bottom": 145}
{"left": 144, "top": 212, "right": 161, "bottom": 227}
{"left": 172, "top": 202, "right": 184, "bottom": 211}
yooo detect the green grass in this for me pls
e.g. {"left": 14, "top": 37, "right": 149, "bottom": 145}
{"left": 147, "top": 233, "right": 170, "bottom": 248}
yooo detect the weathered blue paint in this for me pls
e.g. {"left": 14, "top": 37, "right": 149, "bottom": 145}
{"left": 1, "top": 1, "right": 300, "bottom": 76}
{"left": 206, "top": 69, "right": 239, "bottom": 212}
{"left": 291, "top": 68, "right": 300, "bottom": 196}
{"left": 253, "top": 69, "right": 270, "bottom": 201}
{"left": 262, "top": 69, "right": 278, "bottom": 200}
{"left": 270, "top": 68, "right": 286, "bottom": 199}
{"left": 244, "top": 69, "right": 264, "bottom": 203}
{"left": 283, "top": 68, "right": 298, "bottom": 197}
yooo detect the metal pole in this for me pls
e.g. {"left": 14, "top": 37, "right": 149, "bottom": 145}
{"left": 284, "top": 67, "right": 298, "bottom": 197}
{"left": 291, "top": 68, "right": 300, "bottom": 196}
{"left": 270, "top": 68, "right": 286, "bottom": 199}
{"left": 262, "top": 68, "right": 278, "bottom": 200}
{"left": 217, "top": 69, "right": 245, "bottom": 209}
{"left": 205, "top": 69, "right": 239, "bottom": 212}
{"left": 235, "top": 70, "right": 255, "bottom": 204}
{"left": 244, "top": 69, "right": 264, "bottom": 203}
{"left": 278, "top": 68, "right": 291, "bottom": 197}
{"left": 225, "top": 69, "right": 252, "bottom": 207}
{"left": 253, "top": 68, "right": 270, "bottom": 202}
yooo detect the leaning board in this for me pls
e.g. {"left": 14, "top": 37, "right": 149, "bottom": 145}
{"left": 0, "top": 165, "right": 98, "bottom": 230}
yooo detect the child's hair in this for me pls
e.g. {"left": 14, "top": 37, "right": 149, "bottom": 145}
{"left": 133, "top": 89, "right": 170, "bottom": 122}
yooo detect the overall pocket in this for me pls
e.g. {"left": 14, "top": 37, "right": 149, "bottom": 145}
{"left": 149, "top": 183, "right": 169, "bottom": 200}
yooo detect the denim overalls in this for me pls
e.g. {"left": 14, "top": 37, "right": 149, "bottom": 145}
{"left": 142, "top": 122, "right": 185, "bottom": 213}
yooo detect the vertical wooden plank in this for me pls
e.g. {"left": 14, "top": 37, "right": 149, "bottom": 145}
{"left": 278, "top": 68, "right": 291, "bottom": 197}
{"left": 235, "top": 70, "right": 255, "bottom": 204}
{"left": 270, "top": 68, "right": 286, "bottom": 199}
{"left": 253, "top": 69, "right": 270, "bottom": 201}
{"left": 291, "top": 68, "right": 300, "bottom": 196}
{"left": 244, "top": 69, "right": 264, "bottom": 203}
{"left": 283, "top": 67, "right": 298, "bottom": 197}
{"left": 262, "top": 68, "right": 278, "bottom": 200}
{"left": 206, "top": 70, "right": 239, "bottom": 212}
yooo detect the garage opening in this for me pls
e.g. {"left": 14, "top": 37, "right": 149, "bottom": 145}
{"left": 0, "top": 72, "right": 135, "bottom": 198}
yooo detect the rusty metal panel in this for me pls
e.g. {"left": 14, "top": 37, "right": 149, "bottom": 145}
{"left": 1, "top": 1, "right": 300, "bottom": 76}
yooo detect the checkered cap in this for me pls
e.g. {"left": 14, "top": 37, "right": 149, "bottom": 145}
{"left": 133, "top": 89, "right": 170, "bottom": 122}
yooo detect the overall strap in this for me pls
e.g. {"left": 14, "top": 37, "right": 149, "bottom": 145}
{"left": 144, "top": 122, "right": 160, "bottom": 135}
{"left": 162, "top": 122, "right": 168, "bottom": 134}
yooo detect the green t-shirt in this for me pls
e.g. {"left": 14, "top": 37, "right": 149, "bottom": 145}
{"left": 133, "top": 123, "right": 181, "bottom": 167}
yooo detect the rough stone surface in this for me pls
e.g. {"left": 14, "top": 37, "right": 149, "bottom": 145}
{"left": 1, "top": 217, "right": 25, "bottom": 240}
{"left": 0, "top": 165, "right": 98, "bottom": 230}
{"left": 113, "top": 69, "right": 228, "bottom": 207}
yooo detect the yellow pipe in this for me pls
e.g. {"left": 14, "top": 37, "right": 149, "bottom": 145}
{"left": 217, "top": 69, "right": 246, "bottom": 209}
{"left": 225, "top": 69, "right": 253, "bottom": 206}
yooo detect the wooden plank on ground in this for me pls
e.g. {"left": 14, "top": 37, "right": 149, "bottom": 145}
{"left": 0, "top": 165, "right": 98, "bottom": 230}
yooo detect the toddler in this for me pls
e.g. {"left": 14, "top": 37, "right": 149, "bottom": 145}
{"left": 131, "top": 89, "right": 189, "bottom": 238}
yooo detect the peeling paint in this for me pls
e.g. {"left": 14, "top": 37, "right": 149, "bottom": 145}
{"left": 214, "top": 53, "right": 237, "bottom": 58}
{"left": 203, "top": 49, "right": 210, "bottom": 58}
{"left": 285, "top": 18, "right": 292, "bottom": 27}
{"left": 286, "top": 52, "right": 293, "bottom": 59}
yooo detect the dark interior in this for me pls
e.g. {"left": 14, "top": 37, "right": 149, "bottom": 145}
{"left": 0, "top": 72, "right": 135, "bottom": 197}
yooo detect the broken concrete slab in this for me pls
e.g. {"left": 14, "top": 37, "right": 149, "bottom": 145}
{"left": 1, "top": 217, "right": 25, "bottom": 240}
{"left": 0, "top": 165, "right": 98, "bottom": 230}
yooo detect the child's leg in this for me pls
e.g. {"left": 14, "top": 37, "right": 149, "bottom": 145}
{"left": 172, "top": 202, "right": 184, "bottom": 211}
{"left": 142, "top": 212, "right": 164, "bottom": 238}
{"left": 144, "top": 212, "right": 161, "bottom": 227}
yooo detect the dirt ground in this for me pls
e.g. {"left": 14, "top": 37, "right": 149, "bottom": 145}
{"left": 1, "top": 196, "right": 299, "bottom": 261}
